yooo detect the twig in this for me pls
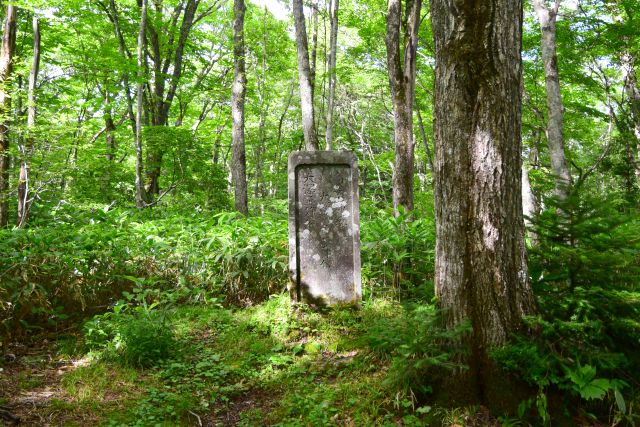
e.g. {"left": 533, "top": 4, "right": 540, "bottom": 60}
{"left": 188, "top": 410, "right": 202, "bottom": 426}
{"left": 88, "top": 112, "right": 129, "bottom": 144}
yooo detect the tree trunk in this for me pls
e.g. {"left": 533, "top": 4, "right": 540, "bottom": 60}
{"left": 144, "top": 0, "right": 201, "bottom": 197}
{"left": 293, "top": 0, "right": 319, "bottom": 150}
{"left": 522, "top": 163, "right": 538, "bottom": 244}
{"left": 0, "top": 5, "right": 17, "bottom": 227}
{"left": 103, "top": 90, "right": 116, "bottom": 161}
{"left": 254, "top": 6, "right": 268, "bottom": 198}
{"left": 232, "top": 0, "right": 248, "bottom": 215}
{"left": 135, "top": 0, "right": 148, "bottom": 208}
{"left": 385, "top": 0, "right": 421, "bottom": 214}
{"left": 106, "top": 0, "right": 137, "bottom": 137}
{"left": 533, "top": 0, "right": 572, "bottom": 201}
{"left": 310, "top": 1, "right": 318, "bottom": 97}
{"left": 416, "top": 108, "right": 433, "bottom": 174}
{"left": 431, "top": 0, "right": 537, "bottom": 405}
{"left": 325, "top": 0, "right": 339, "bottom": 150}
{"left": 621, "top": 52, "right": 640, "bottom": 182}
{"left": 17, "top": 15, "right": 40, "bottom": 228}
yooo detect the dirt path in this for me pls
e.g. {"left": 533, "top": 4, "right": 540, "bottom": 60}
{"left": 0, "top": 337, "right": 97, "bottom": 426}
{"left": 0, "top": 338, "right": 279, "bottom": 427}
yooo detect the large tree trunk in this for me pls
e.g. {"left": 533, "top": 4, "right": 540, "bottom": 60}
{"left": 293, "top": 0, "right": 319, "bottom": 150}
{"left": 325, "top": 0, "right": 339, "bottom": 150}
{"left": 0, "top": 5, "right": 17, "bottom": 228}
{"left": 431, "top": 0, "right": 537, "bottom": 404}
{"left": 385, "top": 0, "right": 420, "bottom": 214}
{"left": 17, "top": 15, "right": 40, "bottom": 228}
{"left": 533, "top": 0, "right": 572, "bottom": 201}
{"left": 232, "top": 0, "right": 248, "bottom": 215}
{"left": 135, "top": 0, "right": 148, "bottom": 208}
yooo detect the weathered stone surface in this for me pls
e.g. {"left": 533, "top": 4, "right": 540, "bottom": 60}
{"left": 288, "top": 151, "right": 362, "bottom": 305}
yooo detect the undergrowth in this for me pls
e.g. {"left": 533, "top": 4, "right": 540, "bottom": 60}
{"left": 52, "top": 295, "right": 458, "bottom": 425}
{"left": 0, "top": 203, "right": 434, "bottom": 339}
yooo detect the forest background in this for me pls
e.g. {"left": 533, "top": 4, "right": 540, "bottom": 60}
{"left": 0, "top": 0, "right": 639, "bottom": 425}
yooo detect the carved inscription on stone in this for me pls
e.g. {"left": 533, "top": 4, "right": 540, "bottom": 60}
{"left": 288, "top": 151, "right": 361, "bottom": 305}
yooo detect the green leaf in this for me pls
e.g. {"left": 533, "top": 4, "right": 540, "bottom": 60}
{"left": 304, "top": 342, "right": 322, "bottom": 354}
{"left": 579, "top": 378, "right": 611, "bottom": 400}
{"left": 566, "top": 363, "right": 597, "bottom": 387}
{"left": 614, "top": 389, "right": 626, "bottom": 414}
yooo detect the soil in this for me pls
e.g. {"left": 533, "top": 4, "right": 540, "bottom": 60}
{"left": 0, "top": 336, "right": 96, "bottom": 426}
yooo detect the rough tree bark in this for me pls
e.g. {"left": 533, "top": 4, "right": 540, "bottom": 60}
{"left": 232, "top": 0, "right": 248, "bottom": 215}
{"left": 17, "top": 15, "right": 40, "bottom": 228}
{"left": 325, "top": 0, "right": 339, "bottom": 150}
{"left": 293, "top": 0, "right": 319, "bottom": 150}
{"left": 385, "top": 0, "right": 421, "bottom": 214}
{"left": 135, "top": 0, "right": 148, "bottom": 208}
{"left": 533, "top": 0, "right": 572, "bottom": 201}
{"left": 0, "top": 5, "right": 17, "bottom": 227}
{"left": 431, "top": 0, "right": 537, "bottom": 405}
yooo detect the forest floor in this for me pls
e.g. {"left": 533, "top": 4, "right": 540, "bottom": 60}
{"left": 0, "top": 295, "right": 499, "bottom": 426}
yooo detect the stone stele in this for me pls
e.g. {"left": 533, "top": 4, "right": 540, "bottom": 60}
{"left": 288, "top": 150, "right": 362, "bottom": 306}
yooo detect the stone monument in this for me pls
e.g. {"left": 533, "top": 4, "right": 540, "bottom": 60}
{"left": 288, "top": 151, "right": 362, "bottom": 306}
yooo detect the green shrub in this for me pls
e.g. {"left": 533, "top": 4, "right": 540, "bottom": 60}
{"left": 201, "top": 212, "right": 288, "bottom": 304}
{"left": 84, "top": 298, "right": 175, "bottom": 367}
{"left": 3, "top": 199, "right": 436, "bottom": 337}
{"left": 361, "top": 208, "right": 435, "bottom": 301}
{"left": 494, "top": 190, "right": 640, "bottom": 424}
{"left": 366, "top": 303, "right": 469, "bottom": 396}
{"left": 0, "top": 205, "right": 288, "bottom": 336}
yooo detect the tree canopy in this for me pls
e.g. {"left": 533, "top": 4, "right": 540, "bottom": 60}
{"left": 0, "top": 0, "right": 639, "bottom": 424}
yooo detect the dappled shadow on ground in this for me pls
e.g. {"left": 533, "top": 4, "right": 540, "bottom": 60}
{"left": 0, "top": 296, "right": 504, "bottom": 426}
{"left": 0, "top": 336, "right": 98, "bottom": 426}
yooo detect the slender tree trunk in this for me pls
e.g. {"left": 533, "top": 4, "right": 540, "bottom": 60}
{"left": 144, "top": 0, "right": 201, "bottom": 197}
{"left": 254, "top": 6, "right": 268, "bottom": 198}
{"left": 533, "top": 0, "right": 572, "bottom": 201}
{"left": 107, "top": 0, "right": 137, "bottom": 137}
{"left": 416, "top": 108, "right": 433, "bottom": 173}
{"left": 103, "top": 90, "right": 116, "bottom": 161}
{"left": 431, "top": 0, "right": 536, "bottom": 405}
{"left": 232, "top": 0, "right": 248, "bottom": 215}
{"left": 293, "top": 0, "right": 319, "bottom": 150}
{"left": 192, "top": 98, "right": 213, "bottom": 134}
{"left": 135, "top": 0, "right": 148, "bottom": 208}
{"left": 621, "top": 52, "right": 640, "bottom": 182}
{"left": 0, "top": 5, "right": 17, "bottom": 227}
{"left": 17, "top": 15, "right": 40, "bottom": 228}
{"left": 212, "top": 123, "right": 224, "bottom": 165}
{"left": 310, "top": 1, "right": 318, "bottom": 96}
{"left": 385, "top": 0, "right": 420, "bottom": 214}
{"left": 325, "top": 0, "right": 339, "bottom": 150}
{"left": 270, "top": 81, "right": 295, "bottom": 195}
{"left": 522, "top": 163, "right": 538, "bottom": 244}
